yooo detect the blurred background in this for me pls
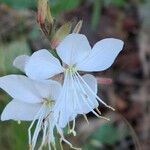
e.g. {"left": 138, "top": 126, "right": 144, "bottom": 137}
{"left": 0, "top": 0, "right": 150, "bottom": 150}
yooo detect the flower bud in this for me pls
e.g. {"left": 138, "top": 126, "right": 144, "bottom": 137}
{"left": 37, "top": 0, "right": 48, "bottom": 24}
{"left": 37, "top": 0, "right": 53, "bottom": 38}
{"left": 73, "top": 20, "right": 83, "bottom": 33}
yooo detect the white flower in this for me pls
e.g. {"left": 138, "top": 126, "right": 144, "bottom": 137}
{"left": 14, "top": 33, "right": 124, "bottom": 128}
{"left": 0, "top": 75, "right": 78, "bottom": 150}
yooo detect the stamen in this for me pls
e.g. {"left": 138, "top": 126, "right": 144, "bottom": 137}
{"left": 73, "top": 73, "right": 102, "bottom": 118}
{"left": 67, "top": 122, "right": 71, "bottom": 134}
{"left": 39, "top": 121, "right": 48, "bottom": 149}
{"left": 60, "top": 137, "right": 81, "bottom": 150}
{"left": 69, "top": 119, "right": 76, "bottom": 136}
{"left": 57, "top": 126, "right": 81, "bottom": 150}
{"left": 83, "top": 114, "right": 89, "bottom": 125}
{"left": 32, "top": 110, "right": 45, "bottom": 150}
{"left": 76, "top": 72, "right": 115, "bottom": 111}
{"left": 95, "top": 107, "right": 101, "bottom": 115}
{"left": 98, "top": 116, "right": 110, "bottom": 121}
{"left": 48, "top": 141, "right": 51, "bottom": 150}
{"left": 73, "top": 73, "right": 97, "bottom": 109}
{"left": 28, "top": 106, "right": 44, "bottom": 146}
{"left": 43, "top": 111, "right": 52, "bottom": 123}
{"left": 52, "top": 142, "right": 57, "bottom": 150}
{"left": 74, "top": 73, "right": 110, "bottom": 121}
{"left": 60, "top": 138, "right": 64, "bottom": 150}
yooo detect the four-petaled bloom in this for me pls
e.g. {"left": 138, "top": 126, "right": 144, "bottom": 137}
{"left": 0, "top": 75, "right": 75, "bottom": 150}
{"left": 13, "top": 33, "right": 124, "bottom": 128}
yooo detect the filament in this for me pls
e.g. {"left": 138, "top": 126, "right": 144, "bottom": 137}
{"left": 76, "top": 72, "right": 115, "bottom": 111}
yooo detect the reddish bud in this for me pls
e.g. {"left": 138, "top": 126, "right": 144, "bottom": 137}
{"left": 37, "top": 0, "right": 48, "bottom": 24}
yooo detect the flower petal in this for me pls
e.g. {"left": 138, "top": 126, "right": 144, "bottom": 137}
{"left": 53, "top": 73, "right": 76, "bottom": 128}
{"left": 75, "top": 74, "right": 98, "bottom": 114}
{"left": 82, "top": 74, "right": 97, "bottom": 93}
{"left": 0, "top": 75, "right": 44, "bottom": 103}
{"left": 37, "top": 79, "right": 62, "bottom": 101}
{"left": 13, "top": 55, "right": 30, "bottom": 72}
{"left": 25, "top": 49, "right": 63, "bottom": 80}
{"left": 56, "top": 33, "right": 91, "bottom": 65}
{"left": 77, "top": 38, "right": 124, "bottom": 71}
{"left": 1, "top": 99, "right": 41, "bottom": 121}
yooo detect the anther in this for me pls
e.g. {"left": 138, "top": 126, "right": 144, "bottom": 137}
{"left": 95, "top": 107, "right": 101, "bottom": 115}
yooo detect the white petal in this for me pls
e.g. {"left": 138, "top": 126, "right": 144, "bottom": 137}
{"left": 56, "top": 33, "right": 91, "bottom": 65}
{"left": 82, "top": 74, "right": 97, "bottom": 93}
{"left": 36, "top": 79, "right": 62, "bottom": 101}
{"left": 25, "top": 49, "right": 63, "bottom": 80}
{"left": 82, "top": 74, "right": 99, "bottom": 112}
{"left": 75, "top": 74, "right": 98, "bottom": 114}
{"left": 0, "top": 75, "right": 43, "bottom": 103}
{"left": 13, "top": 55, "right": 30, "bottom": 72}
{"left": 77, "top": 38, "right": 124, "bottom": 71}
{"left": 54, "top": 100, "right": 73, "bottom": 128}
{"left": 1, "top": 100, "right": 41, "bottom": 121}
{"left": 53, "top": 74, "right": 76, "bottom": 128}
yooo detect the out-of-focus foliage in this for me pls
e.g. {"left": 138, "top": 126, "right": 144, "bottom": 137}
{"left": 0, "top": 0, "right": 82, "bottom": 16}
{"left": 91, "top": 0, "right": 101, "bottom": 29}
{"left": 82, "top": 123, "right": 127, "bottom": 149}
{"left": 0, "top": 0, "right": 36, "bottom": 9}
{"left": 50, "top": 0, "right": 82, "bottom": 16}
{"left": 0, "top": 38, "right": 31, "bottom": 75}
{"left": 111, "top": 0, "right": 125, "bottom": 7}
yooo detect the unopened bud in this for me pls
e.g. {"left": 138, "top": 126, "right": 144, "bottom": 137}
{"left": 37, "top": 0, "right": 48, "bottom": 24}
{"left": 37, "top": 0, "right": 53, "bottom": 38}
{"left": 73, "top": 20, "right": 83, "bottom": 33}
